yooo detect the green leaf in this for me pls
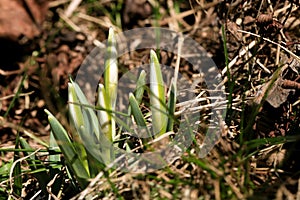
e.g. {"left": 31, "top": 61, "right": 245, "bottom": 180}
{"left": 150, "top": 50, "right": 167, "bottom": 136}
{"left": 49, "top": 132, "right": 61, "bottom": 166}
{"left": 103, "top": 27, "right": 118, "bottom": 141}
{"left": 0, "top": 161, "right": 12, "bottom": 177}
{"left": 77, "top": 126, "right": 110, "bottom": 173}
{"left": 69, "top": 80, "right": 111, "bottom": 171}
{"left": 70, "top": 80, "right": 101, "bottom": 142}
{"left": 44, "top": 109, "right": 89, "bottom": 188}
{"left": 167, "top": 80, "right": 176, "bottom": 132}
{"left": 135, "top": 70, "right": 146, "bottom": 104}
{"left": 129, "top": 93, "right": 151, "bottom": 138}
{"left": 68, "top": 82, "right": 85, "bottom": 131}
{"left": 104, "top": 27, "right": 118, "bottom": 110}
{"left": 68, "top": 82, "right": 90, "bottom": 171}
{"left": 97, "top": 84, "right": 113, "bottom": 142}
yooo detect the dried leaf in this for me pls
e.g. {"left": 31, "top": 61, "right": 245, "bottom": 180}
{"left": 0, "top": 0, "right": 48, "bottom": 41}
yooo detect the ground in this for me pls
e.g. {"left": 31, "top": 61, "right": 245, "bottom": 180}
{"left": 0, "top": 0, "right": 300, "bottom": 199}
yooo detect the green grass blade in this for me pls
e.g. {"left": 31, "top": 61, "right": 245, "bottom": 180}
{"left": 19, "top": 138, "right": 39, "bottom": 169}
{"left": 19, "top": 138, "right": 49, "bottom": 194}
{"left": 150, "top": 50, "right": 167, "bottom": 136}
{"left": 12, "top": 134, "right": 22, "bottom": 197}
{"left": 4, "top": 74, "right": 27, "bottom": 118}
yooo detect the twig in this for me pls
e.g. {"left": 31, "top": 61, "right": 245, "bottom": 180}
{"left": 174, "top": 33, "right": 184, "bottom": 86}
{"left": 159, "top": 1, "right": 222, "bottom": 26}
{"left": 9, "top": 149, "right": 41, "bottom": 196}
{"left": 64, "top": 0, "right": 82, "bottom": 17}
{"left": 29, "top": 190, "right": 42, "bottom": 200}
{"left": 224, "top": 176, "right": 244, "bottom": 199}
{"left": 47, "top": 173, "right": 61, "bottom": 200}
{"left": 0, "top": 91, "right": 34, "bottom": 101}
{"left": 75, "top": 172, "right": 105, "bottom": 199}
{"left": 213, "top": 179, "right": 221, "bottom": 200}
{"left": 221, "top": 40, "right": 257, "bottom": 76}
{"left": 76, "top": 13, "right": 121, "bottom": 32}
{"left": 49, "top": 0, "right": 71, "bottom": 8}
{"left": 0, "top": 117, "right": 48, "bottom": 147}
{"left": 167, "top": 0, "right": 180, "bottom": 31}
{"left": 257, "top": 59, "right": 271, "bottom": 74}
{"left": 266, "top": 0, "right": 274, "bottom": 13}
{"left": 238, "top": 30, "right": 300, "bottom": 63}
{"left": 58, "top": 9, "right": 81, "bottom": 32}
{"left": 297, "top": 178, "right": 300, "bottom": 200}
{"left": 274, "top": 3, "right": 299, "bottom": 17}
{"left": 281, "top": 79, "right": 300, "bottom": 90}
{"left": 0, "top": 68, "right": 24, "bottom": 76}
